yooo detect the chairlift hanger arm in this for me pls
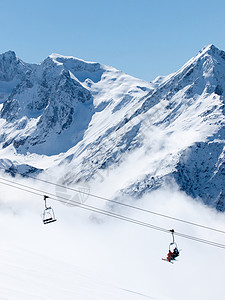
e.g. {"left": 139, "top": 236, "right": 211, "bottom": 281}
{"left": 44, "top": 195, "right": 50, "bottom": 209}
{"left": 170, "top": 229, "right": 175, "bottom": 244}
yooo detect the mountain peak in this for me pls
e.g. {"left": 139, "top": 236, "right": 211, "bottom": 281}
{"left": 47, "top": 53, "right": 102, "bottom": 80}
{"left": 197, "top": 44, "right": 225, "bottom": 60}
{"left": 0, "top": 50, "right": 17, "bottom": 65}
{"left": 48, "top": 53, "right": 98, "bottom": 66}
{"left": 174, "top": 44, "right": 225, "bottom": 83}
{"left": 0, "top": 50, "right": 29, "bottom": 82}
{"left": 201, "top": 43, "right": 217, "bottom": 52}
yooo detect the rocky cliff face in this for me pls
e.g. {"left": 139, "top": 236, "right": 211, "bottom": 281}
{"left": 0, "top": 51, "right": 33, "bottom": 103}
{"left": 174, "top": 129, "right": 225, "bottom": 211}
{"left": 0, "top": 54, "right": 93, "bottom": 155}
{"left": 0, "top": 45, "right": 224, "bottom": 210}
{"left": 0, "top": 50, "right": 31, "bottom": 81}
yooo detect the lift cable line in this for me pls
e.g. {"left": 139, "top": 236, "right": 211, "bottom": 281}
{"left": 0, "top": 179, "right": 225, "bottom": 250}
{"left": 0, "top": 175, "right": 225, "bottom": 235}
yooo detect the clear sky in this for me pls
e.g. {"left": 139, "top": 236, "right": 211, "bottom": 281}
{"left": 0, "top": 0, "right": 225, "bottom": 81}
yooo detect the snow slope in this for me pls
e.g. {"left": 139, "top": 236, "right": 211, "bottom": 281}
{"left": 0, "top": 245, "right": 154, "bottom": 300}
{"left": 0, "top": 177, "right": 225, "bottom": 300}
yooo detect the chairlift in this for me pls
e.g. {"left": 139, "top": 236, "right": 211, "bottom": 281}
{"left": 42, "top": 195, "right": 57, "bottom": 224}
{"left": 162, "top": 229, "right": 180, "bottom": 263}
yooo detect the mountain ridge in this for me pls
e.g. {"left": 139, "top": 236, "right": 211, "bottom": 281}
{"left": 0, "top": 45, "right": 224, "bottom": 210}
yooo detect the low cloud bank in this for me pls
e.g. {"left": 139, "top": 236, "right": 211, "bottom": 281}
{"left": 0, "top": 171, "right": 225, "bottom": 300}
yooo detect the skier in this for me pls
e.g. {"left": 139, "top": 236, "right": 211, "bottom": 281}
{"left": 167, "top": 250, "right": 174, "bottom": 262}
{"left": 172, "top": 247, "right": 179, "bottom": 259}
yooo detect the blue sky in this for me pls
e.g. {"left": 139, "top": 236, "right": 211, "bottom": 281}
{"left": 0, "top": 0, "right": 225, "bottom": 81}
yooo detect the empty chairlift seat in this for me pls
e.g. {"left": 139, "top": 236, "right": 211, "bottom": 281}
{"left": 42, "top": 195, "right": 57, "bottom": 224}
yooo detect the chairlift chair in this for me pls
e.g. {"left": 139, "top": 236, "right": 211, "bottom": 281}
{"left": 42, "top": 195, "right": 57, "bottom": 224}
{"left": 162, "top": 229, "right": 180, "bottom": 263}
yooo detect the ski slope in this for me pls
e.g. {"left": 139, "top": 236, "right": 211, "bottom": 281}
{"left": 0, "top": 176, "right": 225, "bottom": 300}
{"left": 0, "top": 245, "right": 155, "bottom": 300}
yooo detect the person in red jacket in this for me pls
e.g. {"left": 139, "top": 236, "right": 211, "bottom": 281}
{"left": 167, "top": 250, "right": 174, "bottom": 262}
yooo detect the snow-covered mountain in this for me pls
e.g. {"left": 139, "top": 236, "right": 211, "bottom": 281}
{"left": 0, "top": 51, "right": 33, "bottom": 103}
{"left": 0, "top": 44, "right": 225, "bottom": 210}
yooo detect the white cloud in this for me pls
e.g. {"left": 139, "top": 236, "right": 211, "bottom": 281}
{"left": 0, "top": 172, "right": 224, "bottom": 300}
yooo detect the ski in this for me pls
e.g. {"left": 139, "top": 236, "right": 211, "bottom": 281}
{"left": 162, "top": 258, "right": 174, "bottom": 264}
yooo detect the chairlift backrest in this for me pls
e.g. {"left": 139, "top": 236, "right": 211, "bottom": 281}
{"left": 169, "top": 242, "right": 178, "bottom": 251}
